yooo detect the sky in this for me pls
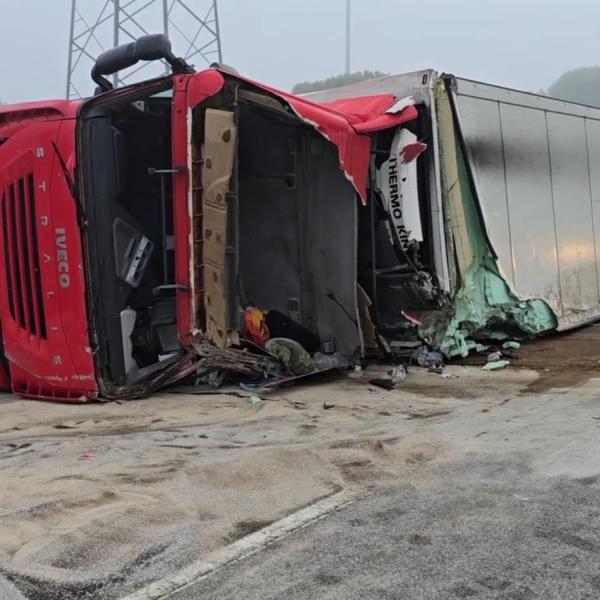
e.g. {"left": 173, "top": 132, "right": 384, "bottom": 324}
{"left": 1, "top": 0, "right": 600, "bottom": 103}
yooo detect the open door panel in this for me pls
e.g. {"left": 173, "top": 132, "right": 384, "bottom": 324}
{"left": 202, "top": 108, "right": 237, "bottom": 348}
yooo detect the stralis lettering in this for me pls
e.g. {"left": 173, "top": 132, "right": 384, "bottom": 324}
{"left": 55, "top": 228, "right": 70, "bottom": 288}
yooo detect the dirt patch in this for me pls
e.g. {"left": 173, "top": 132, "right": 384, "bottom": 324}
{"left": 225, "top": 520, "right": 274, "bottom": 543}
{"left": 517, "top": 325, "right": 600, "bottom": 392}
{"left": 454, "top": 324, "right": 600, "bottom": 392}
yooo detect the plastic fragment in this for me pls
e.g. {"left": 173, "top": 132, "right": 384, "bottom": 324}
{"left": 413, "top": 348, "right": 444, "bottom": 369}
{"left": 487, "top": 351, "right": 503, "bottom": 363}
{"left": 389, "top": 365, "right": 407, "bottom": 383}
{"left": 247, "top": 395, "right": 264, "bottom": 405}
{"left": 441, "top": 369, "right": 459, "bottom": 379}
{"left": 502, "top": 341, "right": 521, "bottom": 350}
{"left": 483, "top": 360, "right": 510, "bottom": 371}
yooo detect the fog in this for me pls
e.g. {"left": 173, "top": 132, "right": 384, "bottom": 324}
{"left": 0, "top": 0, "right": 599, "bottom": 102}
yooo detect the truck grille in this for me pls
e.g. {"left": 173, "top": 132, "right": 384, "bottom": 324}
{"left": 1, "top": 174, "right": 47, "bottom": 339}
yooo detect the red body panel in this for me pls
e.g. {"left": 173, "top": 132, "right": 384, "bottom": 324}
{"left": 203, "top": 70, "right": 419, "bottom": 203}
{"left": 0, "top": 101, "right": 96, "bottom": 402}
{"left": 0, "top": 71, "right": 418, "bottom": 402}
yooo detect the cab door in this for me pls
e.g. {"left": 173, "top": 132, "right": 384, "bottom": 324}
{"left": 171, "top": 70, "right": 233, "bottom": 346}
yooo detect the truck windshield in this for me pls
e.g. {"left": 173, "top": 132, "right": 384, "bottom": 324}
{"left": 79, "top": 84, "right": 180, "bottom": 395}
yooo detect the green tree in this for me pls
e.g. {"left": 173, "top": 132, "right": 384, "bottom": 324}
{"left": 547, "top": 67, "right": 600, "bottom": 107}
{"left": 292, "top": 70, "right": 389, "bottom": 95}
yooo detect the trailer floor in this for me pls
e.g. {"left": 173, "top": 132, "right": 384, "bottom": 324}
{"left": 1, "top": 324, "right": 599, "bottom": 600}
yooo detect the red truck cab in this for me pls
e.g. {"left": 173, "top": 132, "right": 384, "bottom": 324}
{"left": 0, "top": 35, "right": 422, "bottom": 402}
{"left": 0, "top": 99, "right": 96, "bottom": 401}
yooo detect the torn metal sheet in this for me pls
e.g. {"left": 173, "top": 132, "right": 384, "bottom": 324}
{"left": 193, "top": 342, "right": 284, "bottom": 378}
{"left": 425, "top": 81, "right": 558, "bottom": 357}
{"left": 303, "top": 71, "right": 451, "bottom": 294}
{"left": 210, "top": 69, "right": 419, "bottom": 203}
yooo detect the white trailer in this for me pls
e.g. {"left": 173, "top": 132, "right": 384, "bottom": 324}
{"left": 308, "top": 72, "right": 600, "bottom": 355}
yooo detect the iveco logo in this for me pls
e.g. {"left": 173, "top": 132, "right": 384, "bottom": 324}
{"left": 55, "top": 228, "right": 71, "bottom": 289}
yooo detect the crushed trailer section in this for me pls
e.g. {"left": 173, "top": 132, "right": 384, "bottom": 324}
{"left": 0, "top": 37, "right": 598, "bottom": 401}
{"left": 308, "top": 70, "right": 596, "bottom": 359}
{"left": 423, "top": 81, "right": 558, "bottom": 357}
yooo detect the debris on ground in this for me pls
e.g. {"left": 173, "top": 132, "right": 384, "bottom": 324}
{"left": 487, "top": 351, "right": 503, "bottom": 363}
{"left": 440, "top": 369, "right": 459, "bottom": 379}
{"left": 188, "top": 306, "right": 360, "bottom": 394}
{"left": 428, "top": 367, "right": 444, "bottom": 375}
{"left": 265, "top": 338, "right": 315, "bottom": 375}
{"left": 483, "top": 360, "right": 511, "bottom": 371}
{"left": 389, "top": 365, "right": 407, "bottom": 383}
{"left": 413, "top": 348, "right": 445, "bottom": 369}
{"left": 313, "top": 353, "right": 351, "bottom": 371}
{"left": 369, "top": 378, "right": 397, "bottom": 391}
{"left": 503, "top": 341, "right": 521, "bottom": 351}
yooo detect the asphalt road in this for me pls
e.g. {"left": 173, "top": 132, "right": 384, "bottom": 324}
{"left": 4, "top": 326, "right": 600, "bottom": 600}
{"left": 172, "top": 455, "right": 600, "bottom": 600}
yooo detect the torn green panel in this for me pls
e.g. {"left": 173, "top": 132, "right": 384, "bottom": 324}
{"left": 426, "top": 82, "right": 558, "bottom": 357}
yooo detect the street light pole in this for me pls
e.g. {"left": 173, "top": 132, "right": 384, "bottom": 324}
{"left": 345, "top": 0, "right": 351, "bottom": 74}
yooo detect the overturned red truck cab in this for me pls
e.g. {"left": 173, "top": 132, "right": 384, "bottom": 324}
{"left": 0, "top": 35, "right": 420, "bottom": 401}
{"left": 7, "top": 35, "right": 595, "bottom": 402}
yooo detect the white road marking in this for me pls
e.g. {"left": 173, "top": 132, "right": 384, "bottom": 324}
{"left": 120, "top": 489, "right": 362, "bottom": 600}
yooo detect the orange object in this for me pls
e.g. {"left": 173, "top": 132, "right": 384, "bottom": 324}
{"left": 244, "top": 308, "right": 270, "bottom": 347}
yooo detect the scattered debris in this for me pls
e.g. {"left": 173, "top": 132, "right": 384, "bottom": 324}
{"left": 193, "top": 343, "right": 284, "bottom": 379}
{"left": 440, "top": 369, "right": 459, "bottom": 379}
{"left": 313, "top": 352, "right": 351, "bottom": 371}
{"left": 247, "top": 395, "right": 264, "bottom": 405}
{"left": 413, "top": 348, "right": 444, "bottom": 369}
{"left": 483, "top": 360, "right": 511, "bottom": 371}
{"left": 265, "top": 338, "right": 315, "bottom": 375}
{"left": 503, "top": 341, "right": 521, "bottom": 350}
{"left": 389, "top": 365, "right": 407, "bottom": 383}
{"left": 284, "top": 399, "right": 307, "bottom": 410}
{"left": 487, "top": 351, "right": 503, "bottom": 363}
{"left": 406, "top": 410, "right": 452, "bottom": 420}
{"left": 322, "top": 402, "right": 336, "bottom": 410}
{"left": 369, "top": 379, "right": 396, "bottom": 391}
{"left": 428, "top": 367, "right": 444, "bottom": 375}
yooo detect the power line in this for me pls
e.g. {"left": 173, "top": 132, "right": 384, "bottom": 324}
{"left": 66, "top": 0, "right": 222, "bottom": 99}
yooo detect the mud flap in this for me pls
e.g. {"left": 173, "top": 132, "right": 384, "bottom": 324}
{"left": 202, "top": 109, "right": 237, "bottom": 348}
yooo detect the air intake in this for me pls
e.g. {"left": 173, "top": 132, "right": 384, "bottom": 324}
{"left": 1, "top": 174, "right": 47, "bottom": 339}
